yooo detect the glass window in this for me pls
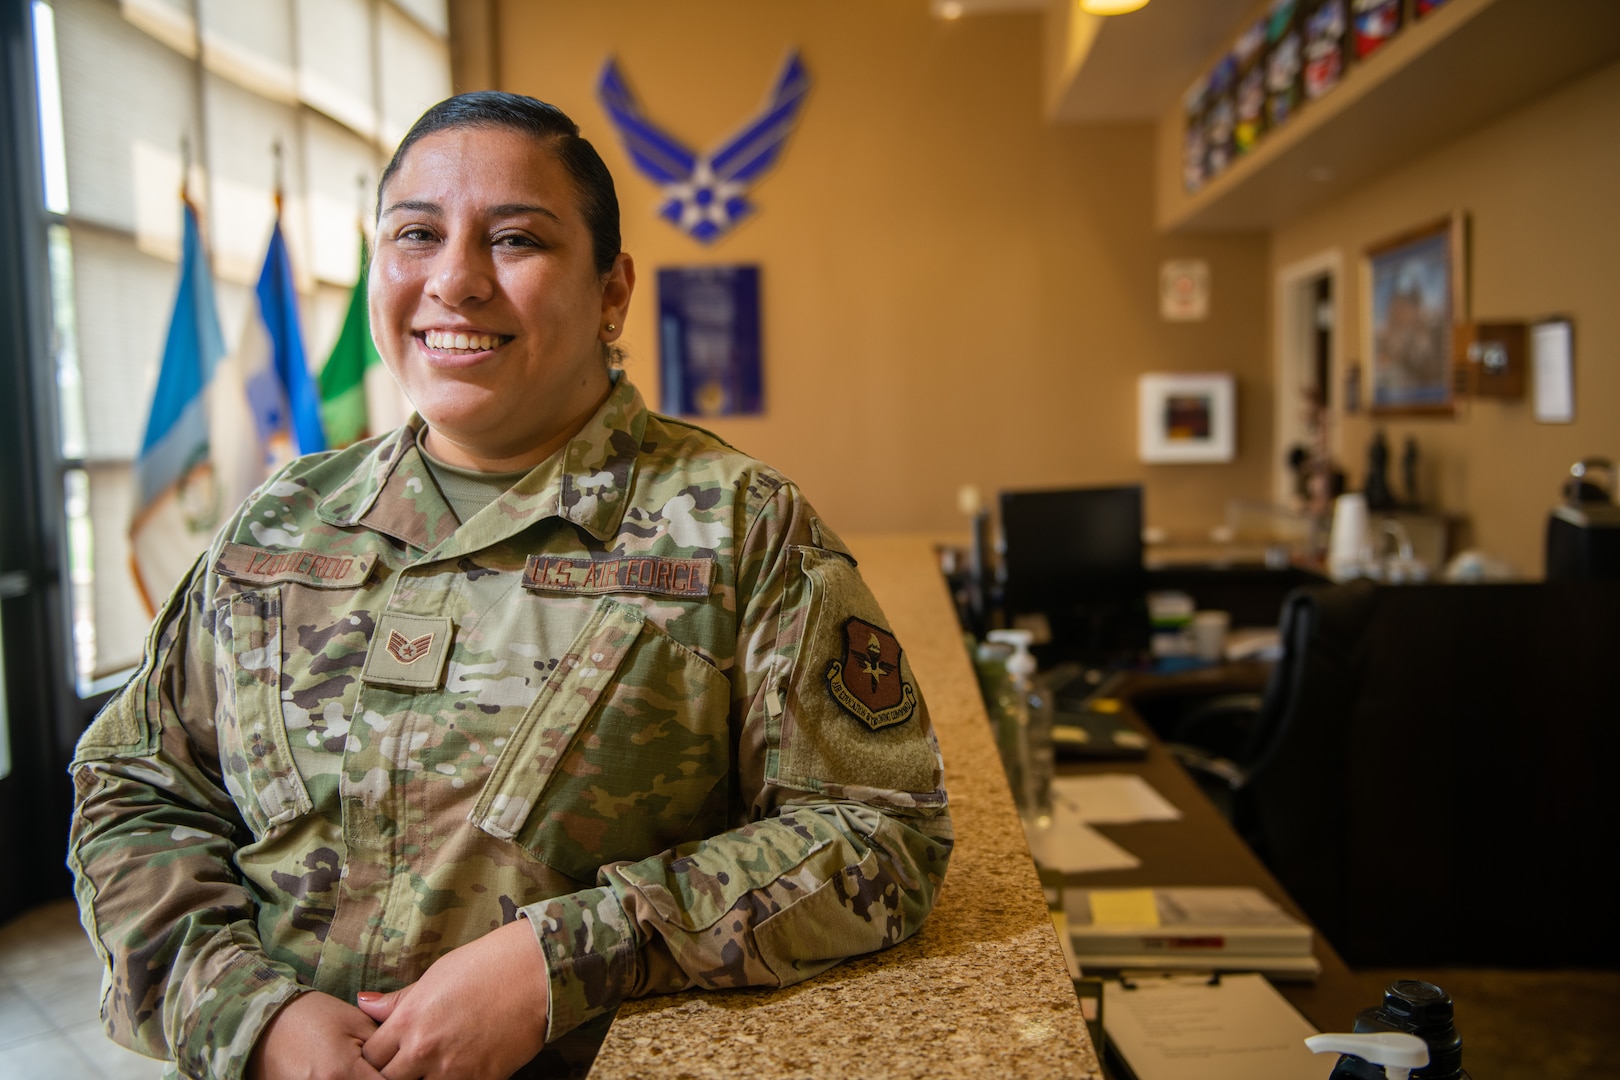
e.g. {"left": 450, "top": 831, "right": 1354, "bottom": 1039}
{"left": 0, "top": 597, "right": 9, "bottom": 779}
{"left": 36, "top": 0, "right": 441, "bottom": 689}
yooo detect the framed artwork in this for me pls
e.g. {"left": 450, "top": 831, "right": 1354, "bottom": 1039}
{"left": 1532, "top": 317, "right": 1575, "bottom": 424}
{"left": 1364, "top": 213, "right": 1466, "bottom": 415}
{"left": 1138, "top": 373, "right": 1236, "bottom": 463}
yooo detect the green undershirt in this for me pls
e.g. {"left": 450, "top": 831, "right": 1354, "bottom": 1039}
{"left": 417, "top": 437, "right": 531, "bottom": 524}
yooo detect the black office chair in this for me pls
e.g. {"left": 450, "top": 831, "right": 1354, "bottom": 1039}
{"left": 1165, "top": 581, "right": 1378, "bottom": 848}
{"left": 1229, "top": 579, "right": 1620, "bottom": 968}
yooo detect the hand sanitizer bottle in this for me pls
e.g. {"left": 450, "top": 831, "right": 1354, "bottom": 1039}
{"left": 1320, "top": 980, "right": 1473, "bottom": 1079}
{"left": 986, "top": 629, "right": 1053, "bottom": 828}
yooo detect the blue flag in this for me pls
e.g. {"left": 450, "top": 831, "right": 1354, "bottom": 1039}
{"left": 241, "top": 217, "right": 326, "bottom": 459}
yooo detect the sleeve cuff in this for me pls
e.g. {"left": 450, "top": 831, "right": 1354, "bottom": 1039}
{"left": 523, "top": 886, "right": 641, "bottom": 1042}
{"left": 171, "top": 935, "right": 305, "bottom": 1080}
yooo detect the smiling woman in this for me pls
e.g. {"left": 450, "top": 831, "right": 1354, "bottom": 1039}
{"left": 67, "top": 92, "right": 953, "bottom": 1080}
{"left": 370, "top": 122, "right": 632, "bottom": 472}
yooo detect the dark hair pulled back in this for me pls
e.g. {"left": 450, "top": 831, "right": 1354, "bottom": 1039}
{"left": 377, "top": 91, "right": 621, "bottom": 276}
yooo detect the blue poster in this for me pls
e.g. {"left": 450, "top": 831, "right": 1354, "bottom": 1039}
{"left": 658, "top": 266, "right": 763, "bottom": 417}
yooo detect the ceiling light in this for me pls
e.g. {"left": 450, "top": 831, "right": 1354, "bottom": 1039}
{"left": 1080, "top": 0, "right": 1150, "bottom": 14}
{"left": 940, "top": 1, "right": 964, "bottom": 17}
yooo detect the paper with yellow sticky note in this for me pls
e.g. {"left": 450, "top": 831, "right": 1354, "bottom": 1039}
{"left": 1062, "top": 887, "right": 1321, "bottom": 980}
{"left": 1088, "top": 888, "right": 1161, "bottom": 927}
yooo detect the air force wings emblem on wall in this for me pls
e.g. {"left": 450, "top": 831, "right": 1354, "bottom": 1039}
{"left": 597, "top": 52, "right": 811, "bottom": 244}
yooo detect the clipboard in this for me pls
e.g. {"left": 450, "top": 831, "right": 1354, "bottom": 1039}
{"left": 1102, "top": 972, "right": 1331, "bottom": 1080}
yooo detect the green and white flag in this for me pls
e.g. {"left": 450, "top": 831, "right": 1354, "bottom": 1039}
{"left": 318, "top": 232, "right": 384, "bottom": 448}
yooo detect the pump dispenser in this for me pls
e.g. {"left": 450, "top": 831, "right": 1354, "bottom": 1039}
{"left": 987, "top": 628, "right": 1037, "bottom": 681}
{"left": 1307, "top": 1032, "right": 1428, "bottom": 1080}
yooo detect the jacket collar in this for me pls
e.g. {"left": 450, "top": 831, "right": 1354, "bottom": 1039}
{"left": 316, "top": 372, "right": 650, "bottom": 555}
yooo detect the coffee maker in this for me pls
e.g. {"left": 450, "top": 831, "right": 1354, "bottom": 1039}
{"left": 1546, "top": 457, "right": 1620, "bottom": 579}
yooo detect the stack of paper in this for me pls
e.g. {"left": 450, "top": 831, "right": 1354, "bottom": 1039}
{"left": 1063, "top": 886, "right": 1321, "bottom": 980}
{"left": 1049, "top": 774, "right": 1182, "bottom": 824}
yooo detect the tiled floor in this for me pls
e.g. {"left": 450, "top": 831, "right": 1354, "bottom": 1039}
{"left": 0, "top": 900, "right": 163, "bottom": 1079}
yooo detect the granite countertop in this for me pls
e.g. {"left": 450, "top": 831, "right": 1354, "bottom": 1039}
{"left": 587, "top": 534, "right": 1100, "bottom": 1079}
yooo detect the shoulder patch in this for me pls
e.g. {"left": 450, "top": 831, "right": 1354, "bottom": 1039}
{"left": 215, "top": 543, "right": 375, "bottom": 589}
{"left": 824, "top": 617, "right": 918, "bottom": 731}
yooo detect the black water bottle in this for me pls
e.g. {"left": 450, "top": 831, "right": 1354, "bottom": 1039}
{"left": 1328, "top": 980, "right": 1472, "bottom": 1080}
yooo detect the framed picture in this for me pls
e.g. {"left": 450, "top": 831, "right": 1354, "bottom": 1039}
{"left": 1532, "top": 316, "right": 1575, "bottom": 424}
{"left": 1364, "top": 213, "right": 1466, "bottom": 415}
{"left": 1138, "top": 373, "right": 1236, "bottom": 463}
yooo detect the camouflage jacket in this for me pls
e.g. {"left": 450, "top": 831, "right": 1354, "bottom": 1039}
{"left": 68, "top": 374, "right": 952, "bottom": 1080}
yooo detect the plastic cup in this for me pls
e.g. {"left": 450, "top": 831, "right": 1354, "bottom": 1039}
{"left": 1191, "top": 610, "right": 1230, "bottom": 662}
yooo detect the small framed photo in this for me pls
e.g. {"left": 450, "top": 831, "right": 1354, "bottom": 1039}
{"left": 1532, "top": 316, "right": 1575, "bottom": 424}
{"left": 1138, "top": 373, "right": 1236, "bottom": 463}
{"left": 1364, "top": 212, "right": 1466, "bottom": 415}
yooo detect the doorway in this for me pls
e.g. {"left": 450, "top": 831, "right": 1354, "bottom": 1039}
{"left": 1273, "top": 251, "right": 1342, "bottom": 511}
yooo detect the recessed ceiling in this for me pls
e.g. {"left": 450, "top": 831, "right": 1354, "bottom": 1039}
{"left": 928, "top": 0, "right": 1046, "bottom": 13}
{"left": 1052, "top": 0, "right": 1262, "bottom": 121}
{"left": 931, "top": 0, "right": 1263, "bottom": 123}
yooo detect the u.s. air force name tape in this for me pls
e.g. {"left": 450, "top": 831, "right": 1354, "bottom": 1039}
{"left": 522, "top": 555, "right": 713, "bottom": 599}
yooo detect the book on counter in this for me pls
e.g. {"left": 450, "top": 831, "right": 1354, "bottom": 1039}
{"left": 1062, "top": 886, "right": 1322, "bottom": 981}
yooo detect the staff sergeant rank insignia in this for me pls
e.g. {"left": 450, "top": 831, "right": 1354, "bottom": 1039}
{"left": 386, "top": 629, "right": 435, "bottom": 665}
{"left": 363, "top": 613, "right": 454, "bottom": 690}
{"left": 825, "top": 616, "right": 918, "bottom": 731}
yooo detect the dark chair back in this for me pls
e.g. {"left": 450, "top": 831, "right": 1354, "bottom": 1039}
{"left": 1245, "top": 579, "right": 1620, "bottom": 967}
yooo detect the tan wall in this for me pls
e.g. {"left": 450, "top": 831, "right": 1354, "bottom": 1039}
{"left": 1274, "top": 60, "right": 1620, "bottom": 577}
{"left": 491, "top": 1, "right": 1272, "bottom": 540}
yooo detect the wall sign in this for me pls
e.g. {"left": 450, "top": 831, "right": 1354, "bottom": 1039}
{"left": 598, "top": 53, "right": 811, "bottom": 244}
{"left": 658, "top": 266, "right": 763, "bottom": 417}
{"left": 1160, "top": 260, "right": 1210, "bottom": 321}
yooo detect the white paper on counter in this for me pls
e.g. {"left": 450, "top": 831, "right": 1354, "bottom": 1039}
{"left": 1051, "top": 773, "right": 1182, "bottom": 824}
{"left": 1023, "top": 801, "right": 1141, "bottom": 874}
{"left": 1104, "top": 972, "right": 1331, "bottom": 1080}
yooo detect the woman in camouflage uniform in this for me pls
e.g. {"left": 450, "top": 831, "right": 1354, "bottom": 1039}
{"left": 69, "top": 93, "right": 952, "bottom": 1080}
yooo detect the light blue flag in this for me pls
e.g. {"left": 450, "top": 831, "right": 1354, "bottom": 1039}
{"left": 130, "top": 201, "right": 263, "bottom": 611}
{"left": 241, "top": 217, "right": 327, "bottom": 460}
{"left": 132, "top": 201, "right": 226, "bottom": 511}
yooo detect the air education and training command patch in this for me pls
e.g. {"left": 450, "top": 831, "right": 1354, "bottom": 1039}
{"left": 825, "top": 616, "right": 918, "bottom": 731}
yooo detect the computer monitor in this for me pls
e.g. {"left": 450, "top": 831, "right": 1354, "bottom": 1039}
{"left": 998, "top": 485, "right": 1147, "bottom": 665}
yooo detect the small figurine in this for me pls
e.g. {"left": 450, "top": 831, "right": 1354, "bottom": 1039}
{"left": 1402, "top": 436, "right": 1420, "bottom": 508}
{"left": 1365, "top": 428, "right": 1396, "bottom": 510}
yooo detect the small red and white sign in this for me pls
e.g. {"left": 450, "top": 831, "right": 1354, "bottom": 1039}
{"left": 1160, "top": 260, "right": 1210, "bottom": 322}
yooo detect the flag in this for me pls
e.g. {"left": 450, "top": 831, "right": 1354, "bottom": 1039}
{"left": 317, "top": 231, "right": 383, "bottom": 448}
{"left": 237, "top": 213, "right": 326, "bottom": 468}
{"left": 128, "top": 201, "right": 257, "bottom": 612}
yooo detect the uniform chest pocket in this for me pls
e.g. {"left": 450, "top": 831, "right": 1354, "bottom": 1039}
{"left": 471, "top": 598, "right": 733, "bottom": 882}
{"left": 213, "top": 588, "right": 315, "bottom": 835}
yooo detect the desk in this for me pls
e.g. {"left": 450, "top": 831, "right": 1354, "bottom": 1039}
{"left": 1055, "top": 666, "right": 1376, "bottom": 1032}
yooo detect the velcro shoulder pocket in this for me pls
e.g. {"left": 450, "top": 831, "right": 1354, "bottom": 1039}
{"left": 769, "top": 545, "right": 944, "bottom": 811}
